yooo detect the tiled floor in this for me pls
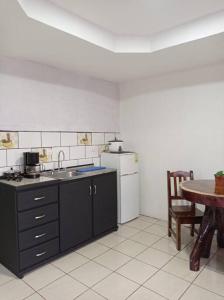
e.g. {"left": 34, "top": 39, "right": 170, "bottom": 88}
{"left": 1, "top": 215, "right": 224, "bottom": 299}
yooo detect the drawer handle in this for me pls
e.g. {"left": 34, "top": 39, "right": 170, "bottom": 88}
{"left": 35, "top": 233, "right": 47, "bottom": 239}
{"left": 36, "top": 251, "right": 47, "bottom": 257}
{"left": 34, "top": 196, "right": 45, "bottom": 201}
{"left": 35, "top": 214, "right": 46, "bottom": 220}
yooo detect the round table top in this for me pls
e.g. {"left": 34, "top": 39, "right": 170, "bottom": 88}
{"left": 180, "top": 179, "right": 224, "bottom": 208}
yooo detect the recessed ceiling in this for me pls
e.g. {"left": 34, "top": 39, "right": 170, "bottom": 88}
{"left": 1, "top": 0, "right": 224, "bottom": 82}
{"left": 52, "top": 0, "right": 224, "bottom": 36}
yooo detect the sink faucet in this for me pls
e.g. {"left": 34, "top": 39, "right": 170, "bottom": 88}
{"left": 58, "top": 150, "right": 65, "bottom": 171}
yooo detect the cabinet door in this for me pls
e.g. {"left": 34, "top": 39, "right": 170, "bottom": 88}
{"left": 93, "top": 172, "right": 117, "bottom": 236}
{"left": 60, "top": 179, "right": 92, "bottom": 252}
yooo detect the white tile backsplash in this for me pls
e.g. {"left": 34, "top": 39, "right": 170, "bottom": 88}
{"left": 0, "top": 130, "right": 118, "bottom": 172}
{"left": 42, "top": 132, "right": 60, "bottom": 147}
{"left": 52, "top": 147, "right": 70, "bottom": 162}
{"left": 0, "top": 150, "right": 7, "bottom": 167}
{"left": 7, "top": 148, "right": 29, "bottom": 166}
{"left": 70, "top": 146, "right": 86, "bottom": 160}
{"left": 86, "top": 146, "right": 99, "bottom": 158}
{"left": 19, "top": 132, "right": 41, "bottom": 148}
{"left": 92, "top": 133, "right": 104, "bottom": 145}
{"left": 61, "top": 132, "right": 77, "bottom": 146}
{"left": 105, "top": 133, "right": 116, "bottom": 143}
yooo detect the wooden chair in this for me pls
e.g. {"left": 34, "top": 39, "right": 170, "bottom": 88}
{"left": 167, "top": 170, "right": 203, "bottom": 250}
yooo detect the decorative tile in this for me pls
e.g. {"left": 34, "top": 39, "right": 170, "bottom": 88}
{"left": 34, "top": 148, "right": 52, "bottom": 163}
{"left": 61, "top": 132, "right": 77, "bottom": 146}
{"left": 0, "top": 132, "right": 18, "bottom": 149}
{"left": 0, "top": 150, "right": 7, "bottom": 167}
{"left": 70, "top": 261, "right": 112, "bottom": 287}
{"left": 78, "top": 133, "right": 92, "bottom": 145}
{"left": 144, "top": 270, "right": 190, "bottom": 300}
{"left": 19, "top": 132, "right": 41, "bottom": 148}
{"left": 70, "top": 146, "right": 85, "bottom": 160}
{"left": 98, "top": 145, "right": 107, "bottom": 154}
{"left": 116, "top": 259, "right": 158, "bottom": 284}
{"left": 86, "top": 146, "right": 99, "bottom": 158}
{"left": 39, "top": 275, "right": 87, "bottom": 300}
{"left": 92, "top": 133, "right": 104, "bottom": 145}
{"left": 42, "top": 132, "right": 60, "bottom": 147}
{"left": 93, "top": 273, "right": 139, "bottom": 300}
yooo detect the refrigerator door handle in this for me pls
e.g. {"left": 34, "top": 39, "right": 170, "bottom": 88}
{"left": 121, "top": 172, "right": 138, "bottom": 176}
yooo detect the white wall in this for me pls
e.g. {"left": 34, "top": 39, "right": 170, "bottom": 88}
{"left": 0, "top": 57, "right": 119, "bottom": 132}
{"left": 120, "top": 64, "right": 224, "bottom": 220}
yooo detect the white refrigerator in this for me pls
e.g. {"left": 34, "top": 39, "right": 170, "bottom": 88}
{"left": 101, "top": 152, "right": 139, "bottom": 224}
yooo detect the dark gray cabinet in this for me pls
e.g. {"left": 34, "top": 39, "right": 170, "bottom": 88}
{"left": 60, "top": 178, "right": 92, "bottom": 251}
{"left": 0, "top": 171, "right": 117, "bottom": 278}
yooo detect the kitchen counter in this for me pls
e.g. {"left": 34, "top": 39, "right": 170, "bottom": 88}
{"left": 0, "top": 167, "right": 116, "bottom": 190}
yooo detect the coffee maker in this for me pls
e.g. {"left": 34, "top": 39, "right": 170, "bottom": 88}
{"left": 24, "top": 152, "right": 41, "bottom": 178}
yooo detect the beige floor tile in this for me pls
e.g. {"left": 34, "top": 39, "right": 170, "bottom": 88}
{"left": 152, "top": 237, "right": 179, "bottom": 255}
{"left": 52, "top": 251, "right": 89, "bottom": 273}
{"left": 94, "top": 249, "right": 131, "bottom": 271}
{"left": 126, "top": 218, "right": 150, "bottom": 230}
{"left": 155, "top": 220, "right": 168, "bottom": 227}
{"left": 76, "top": 289, "right": 106, "bottom": 300}
{"left": 93, "top": 273, "right": 139, "bottom": 300}
{"left": 180, "top": 284, "right": 224, "bottom": 300}
{"left": 207, "top": 249, "right": 224, "bottom": 273}
{"left": 113, "top": 239, "right": 147, "bottom": 257}
{"left": 76, "top": 242, "right": 109, "bottom": 259}
{"left": 162, "top": 257, "right": 199, "bottom": 282}
{"left": 25, "top": 293, "right": 45, "bottom": 300}
{"left": 194, "top": 267, "right": 224, "bottom": 296}
{"left": 136, "top": 247, "right": 173, "bottom": 268}
{"left": 23, "top": 264, "right": 64, "bottom": 291}
{"left": 39, "top": 275, "right": 87, "bottom": 300}
{"left": 97, "top": 232, "right": 125, "bottom": 247}
{"left": 144, "top": 224, "right": 167, "bottom": 237}
{"left": 128, "top": 286, "right": 166, "bottom": 300}
{"left": 116, "top": 259, "right": 158, "bottom": 284}
{"left": 0, "top": 278, "right": 34, "bottom": 300}
{"left": 70, "top": 261, "right": 111, "bottom": 287}
{"left": 116, "top": 225, "right": 140, "bottom": 238}
{"left": 130, "top": 231, "right": 161, "bottom": 246}
{"left": 0, "top": 264, "right": 16, "bottom": 286}
{"left": 139, "top": 215, "right": 159, "bottom": 223}
{"left": 144, "top": 270, "right": 190, "bottom": 300}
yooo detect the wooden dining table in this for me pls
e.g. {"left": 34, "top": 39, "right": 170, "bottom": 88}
{"left": 180, "top": 179, "right": 224, "bottom": 271}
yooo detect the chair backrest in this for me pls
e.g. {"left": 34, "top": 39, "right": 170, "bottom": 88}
{"left": 167, "top": 170, "right": 194, "bottom": 208}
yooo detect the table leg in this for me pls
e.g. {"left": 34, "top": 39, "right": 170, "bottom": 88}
{"left": 216, "top": 208, "right": 224, "bottom": 248}
{"left": 190, "top": 206, "right": 215, "bottom": 271}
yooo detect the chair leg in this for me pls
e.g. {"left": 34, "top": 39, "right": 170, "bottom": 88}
{"left": 168, "top": 213, "right": 172, "bottom": 237}
{"left": 191, "top": 223, "right": 195, "bottom": 237}
{"left": 176, "top": 222, "right": 181, "bottom": 251}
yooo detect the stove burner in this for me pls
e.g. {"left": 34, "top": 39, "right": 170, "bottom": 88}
{"left": 3, "top": 171, "right": 23, "bottom": 182}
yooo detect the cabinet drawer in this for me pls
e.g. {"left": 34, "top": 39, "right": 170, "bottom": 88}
{"left": 19, "top": 221, "right": 59, "bottom": 251}
{"left": 20, "top": 238, "right": 59, "bottom": 270}
{"left": 18, "top": 203, "right": 58, "bottom": 231}
{"left": 17, "top": 185, "right": 58, "bottom": 211}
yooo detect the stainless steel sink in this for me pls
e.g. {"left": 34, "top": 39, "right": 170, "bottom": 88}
{"left": 42, "top": 170, "right": 79, "bottom": 179}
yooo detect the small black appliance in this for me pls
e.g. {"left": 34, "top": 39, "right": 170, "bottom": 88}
{"left": 24, "top": 152, "right": 41, "bottom": 178}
